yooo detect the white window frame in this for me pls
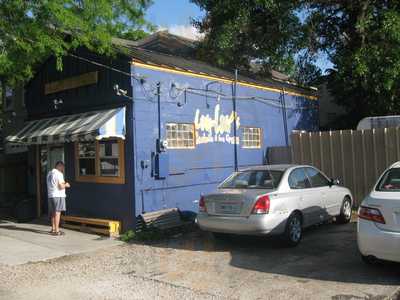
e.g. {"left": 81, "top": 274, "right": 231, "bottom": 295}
{"left": 242, "top": 127, "right": 262, "bottom": 149}
{"left": 166, "top": 123, "right": 196, "bottom": 149}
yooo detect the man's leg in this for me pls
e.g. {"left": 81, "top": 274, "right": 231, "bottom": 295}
{"left": 49, "top": 198, "right": 55, "bottom": 233}
{"left": 54, "top": 211, "right": 61, "bottom": 233}
{"left": 51, "top": 213, "right": 56, "bottom": 232}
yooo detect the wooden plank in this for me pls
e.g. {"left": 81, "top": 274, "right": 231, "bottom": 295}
{"left": 62, "top": 223, "right": 112, "bottom": 236}
{"left": 350, "top": 130, "right": 357, "bottom": 204}
{"left": 61, "top": 215, "right": 121, "bottom": 237}
{"left": 61, "top": 216, "right": 120, "bottom": 226}
{"left": 62, "top": 215, "right": 118, "bottom": 224}
{"left": 340, "top": 130, "right": 346, "bottom": 186}
{"left": 329, "top": 131, "right": 335, "bottom": 178}
{"left": 45, "top": 71, "right": 98, "bottom": 95}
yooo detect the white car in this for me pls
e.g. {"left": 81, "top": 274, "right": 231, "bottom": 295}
{"left": 358, "top": 162, "right": 400, "bottom": 263}
{"left": 197, "top": 165, "right": 353, "bottom": 246}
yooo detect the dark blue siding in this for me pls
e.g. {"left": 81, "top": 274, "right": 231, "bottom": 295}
{"left": 25, "top": 48, "right": 132, "bottom": 119}
{"left": 25, "top": 50, "right": 135, "bottom": 230}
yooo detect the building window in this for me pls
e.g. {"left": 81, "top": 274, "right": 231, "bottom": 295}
{"left": 99, "top": 140, "right": 120, "bottom": 177}
{"left": 166, "top": 123, "right": 195, "bottom": 149}
{"left": 75, "top": 139, "right": 125, "bottom": 184}
{"left": 78, "top": 142, "right": 96, "bottom": 176}
{"left": 242, "top": 127, "right": 262, "bottom": 149}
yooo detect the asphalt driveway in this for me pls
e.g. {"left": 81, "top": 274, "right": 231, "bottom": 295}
{"left": 0, "top": 220, "right": 399, "bottom": 299}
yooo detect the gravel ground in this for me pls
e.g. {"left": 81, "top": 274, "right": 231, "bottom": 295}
{"left": 0, "top": 244, "right": 221, "bottom": 300}
{"left": 0, "top": 222, "right": 399, "bottom": 300}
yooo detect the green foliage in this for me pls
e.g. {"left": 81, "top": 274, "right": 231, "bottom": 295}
{"left": 191, "top": 0, "right": 304, "bottom": 77}
{"left": 193, "top": 1, "right": 400, "bottom": 124}
{"left": 120, "top": 226, "right": 164, "bottom": 242}
{"left": 302, "top": 1, "right": 400, "bottom": 125}
{"left": 0, "top": 0, "right": 153, "bottom": 86}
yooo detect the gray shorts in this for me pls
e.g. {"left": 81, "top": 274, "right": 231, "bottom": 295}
{"left": 48, "top": 197, "right": 66, "bottom": 215}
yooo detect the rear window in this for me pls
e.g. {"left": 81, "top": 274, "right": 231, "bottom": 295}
{"left": 376, "top": 168, "right": 400, "bottom": 191}
{"left": 220, "top": 170, "right": 283, "bottom": 189}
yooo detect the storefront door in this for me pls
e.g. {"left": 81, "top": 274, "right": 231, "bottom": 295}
{"left": 39, "top": 145, "right": 64, "bottom": 215}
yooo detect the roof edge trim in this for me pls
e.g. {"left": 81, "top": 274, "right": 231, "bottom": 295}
{"left": 132, "top": 60, "right": 318, "bottom": 100}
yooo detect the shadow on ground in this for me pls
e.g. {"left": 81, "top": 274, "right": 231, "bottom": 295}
{"left": 0, "top": 225, "right": 51, "bottom": 235}
{"left": 142, "top": 221, "right": 400, "bottom": 286}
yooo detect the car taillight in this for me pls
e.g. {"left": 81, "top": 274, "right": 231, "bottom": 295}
{"left": 252, "top": 195, "right": 270, "bottom": 214}
{"left": 358, "top": 206, "right": 386, "bottom": 224}
{"left": 199, "top": 196, "right": 207, "bottom": 212}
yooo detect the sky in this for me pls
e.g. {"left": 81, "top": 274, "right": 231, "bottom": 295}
{"left": 146, "top": 0, "right": 333, "bottom": 72}
{"left": 146, "top": 0, "right": 204, "bottom": 40}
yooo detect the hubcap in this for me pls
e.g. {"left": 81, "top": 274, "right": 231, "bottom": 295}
{"left": 343, "top": 201, "right": 351, "bottom": 219}
{"left": 290, "top": 217, "right": 301, "bottom": 242}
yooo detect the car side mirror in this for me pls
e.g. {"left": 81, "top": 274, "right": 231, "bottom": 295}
{"left": 330, "top": 178, "right": 340, "bottom": 186}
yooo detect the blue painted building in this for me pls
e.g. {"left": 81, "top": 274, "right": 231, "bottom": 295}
{"left": 6, "top": 34, "right": 318, "bottom": 230}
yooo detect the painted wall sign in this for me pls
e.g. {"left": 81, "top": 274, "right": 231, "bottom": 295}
{"left": 44, "top": 71, "right": 98, "bottom": 95}
{"left": 194, "top": 104, "right": 240, "bottom": 145}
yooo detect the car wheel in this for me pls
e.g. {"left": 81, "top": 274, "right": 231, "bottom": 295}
{"left": 361, "top": 254, "right": 378, "bottom": 265}
{"left": 336, "top": 197, "right": 352, "bottom": 224}
{"left": 212, "top": 232, "right": 230, "bottom": 240}
{"left": 283, "top": 212, "right": 302, "bottom": 247}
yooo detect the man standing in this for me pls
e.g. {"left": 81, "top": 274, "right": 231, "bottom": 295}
{"left": 46, "top": 161, "right": 70, "bottom": 236}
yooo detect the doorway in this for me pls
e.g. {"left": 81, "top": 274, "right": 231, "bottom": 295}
{"left": 39, "top": 145, "right": 65, "bottom": 216}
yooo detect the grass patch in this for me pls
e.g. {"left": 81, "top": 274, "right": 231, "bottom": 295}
{"left": 120, "top": 222, "right": 197, "bottom": 243}
{"left": 120, "top": 226, "right": 164, "bottom": 242}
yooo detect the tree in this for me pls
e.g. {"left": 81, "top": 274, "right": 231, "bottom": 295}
{"left": 191, "top": 0, "right": 305, "bottom": 77}
{"left": 0, "top": 0, "right": 153, "bottom": 86}
{"left": 293, "top": 53, "right": 322, "bottom": 86}
{"left": 193, "top": 1, "right": 400, "bottom": 127}
{"left": 302, "top": 1, "right": 400, "bottom": 126}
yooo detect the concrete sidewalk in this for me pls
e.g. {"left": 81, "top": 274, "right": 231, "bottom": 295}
{"left": 0, "top": 219, "right": 122, "bottom": 266}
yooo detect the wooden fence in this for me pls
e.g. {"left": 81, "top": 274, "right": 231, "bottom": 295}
{"left": 291, "top": 128, "right": 400, "bottom": 205}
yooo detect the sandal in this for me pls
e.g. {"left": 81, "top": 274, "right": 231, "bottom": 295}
{"left": 52, "top": 231, "right": 65, "bottom": 236}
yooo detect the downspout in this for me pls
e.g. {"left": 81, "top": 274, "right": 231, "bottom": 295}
{"left": 233, "top": 70, "right": 238, "bottom": 171}
{"left": 281, "top": 88, "right": 289, "bottom": 146}
{"left": 156, "top": 82, "right": 161, "bottom": 144}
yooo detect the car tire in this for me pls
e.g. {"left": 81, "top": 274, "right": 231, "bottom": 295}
{"left": 361, "top": 254, "right": 378, "bottom": 265}
{"left": 283, "top": 212, "right": 302, "bottom": 247}
{"left": 336, "top": 197, "right": 352, "bottom": 224}
{"left": 212, "top": 232, "right": 230, "bottom": 240}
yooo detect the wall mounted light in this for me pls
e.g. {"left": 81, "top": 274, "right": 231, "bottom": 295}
{"left": 53, "top": 99, "right": 63, "bottom": 110}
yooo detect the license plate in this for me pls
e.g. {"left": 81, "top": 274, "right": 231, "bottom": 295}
{"left": 216, "top": 203, "right": 241, "bottom": 214}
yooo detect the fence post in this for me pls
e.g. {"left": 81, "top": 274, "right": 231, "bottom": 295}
{"left": 329, "top": 131, "right": 335, "bottom": 178}
{"left": 372, "top": 129, "right": 379, "bottom": 180}
{"left": 340, "top": 130, "right": 346, "bottom": 186}
{"left": 396, "top": 128, "right": 400, "bottom": 160}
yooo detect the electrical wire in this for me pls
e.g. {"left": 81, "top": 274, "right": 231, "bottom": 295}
{"left": 68, "top": 53, "right": 316, "bottom": 111}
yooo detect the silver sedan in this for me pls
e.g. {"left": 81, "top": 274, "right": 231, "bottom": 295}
{"left": 197, "top": 164, "right": 353, "bottom": 246}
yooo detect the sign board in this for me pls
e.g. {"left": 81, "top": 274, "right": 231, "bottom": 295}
{"left": 44, "top": 71, "right": 98, "bottom": 95}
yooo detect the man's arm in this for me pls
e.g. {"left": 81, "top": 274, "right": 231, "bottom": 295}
{"left": 57, "top": 173, "right": 70, "bottom": 189}
{"left": 58, "top": 181, "right": 70, "bottom": 189}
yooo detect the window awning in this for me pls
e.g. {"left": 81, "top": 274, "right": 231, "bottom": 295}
{"left": 6, "top": 107, "right": 125, "bottom": 145}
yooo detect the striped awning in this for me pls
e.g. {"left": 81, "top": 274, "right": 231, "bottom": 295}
{"left": 6, "top": 107, "right": 125, "bottom": 145}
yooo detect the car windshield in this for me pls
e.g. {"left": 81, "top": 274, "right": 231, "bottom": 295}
{"left": 220, "top": 170, "right": 284, "bottom": 189}
{"left": 376, "top": 168, "right": 400, "bottom": 191}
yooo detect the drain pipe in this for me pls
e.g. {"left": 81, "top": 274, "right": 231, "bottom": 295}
{"left": 233, "top": 69, "right": 238, "bottom": 172}
{"left": 157, "top": 82, "right": 161, "bottom": 144}
{"left": 281, "top": 88, "right": 289, "bottom": 146}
